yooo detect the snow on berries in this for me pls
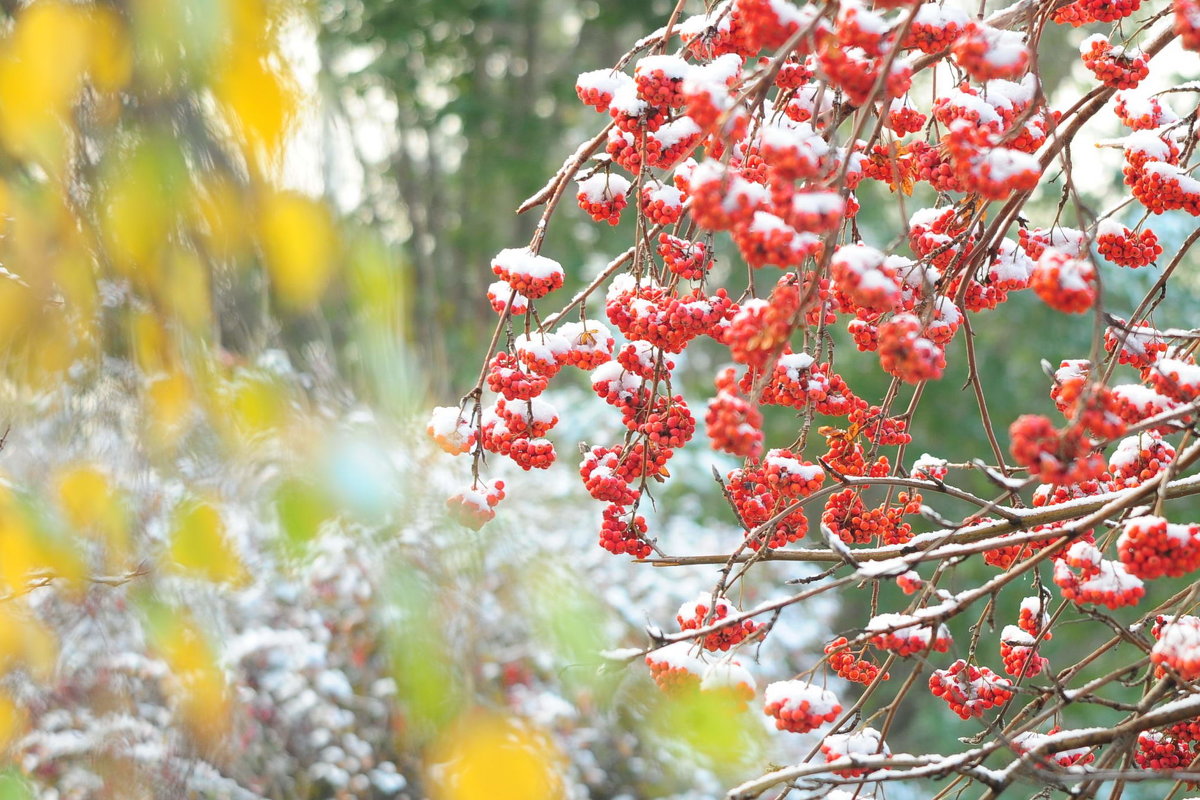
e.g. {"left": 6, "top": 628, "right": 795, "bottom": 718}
{"left": 698, "top": 659, "right": 757, "bottom": 708}
{"left": 951, "top": 23, "right": 1030, "bottom": 82}
{"left": 514, "top": 331, "right": 570, "bottom": 378}
{"left": 1000, "top": 625, "right": 1048, "bottom": 678}
{"left": 640, "top": 180, "right": 684, "bottom": 226}
{"left": 676, "top": 593, "right": 764, "bottom": 651}
{"left": 1031, "top": 249, "right": 1097, "bottom": 314}
{"left": 646, "top": 642, "right": 704, "bottom": 694}
{"left": 1053, "top": 541, "right": 1145, "bottom": 609}
{"left": 762, "top": 449, "right": 824, "bottom": 497}
{"left": 557, "top": 320, "right": 614, "bottom": 369}
{"left": 1080, "top": 35, "right": 1148, "bottom": 89}
{"left": 821, "top": 727, "right": 890, "bottom": 777}
{"left": 486, "top": 280, "right": 528, "bottom": 315}
{"left": 763, "top": 680, "right": 842, "bottom": 733}
{"left": 446, "top": 479, "right": 506, "bottom": 530}
{"left": 427, "top": 405, "right": 476, "bottom": 455}
{"left": 490, "top": 247, "right": 564, "bottom": 300}
{"left": 867, "top": 613, "right": 952, "bottom": 656}
{"left": 1148, "top": 357, "right": 1200, "bottom": 402}
{"left": 929, "top": 659, "right": 1014, "bottom": 719}
{"left": 576, "top": 69, "right": 634, "bottom": 113}
{"left": 576, "top": 173, "right": 630, "bottom": 225}
{"left": 1151, "top": 615, "right": 1200, "bottom": 681}
{"left": 1118, "top": 515, "right": 1200, "bottom": 580}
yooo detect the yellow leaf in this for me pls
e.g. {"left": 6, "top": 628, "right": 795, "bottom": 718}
{"left": 0, "top": 607, "right": 55, "bottom": 679}
{"left": 146, "top": 608, "right": 230, "bottom": 747}
{"left": 0, "top": 1, "right": 92, "bottom": 166}
{"left": 213, "top": 39, "right": 297, "bottom": 170}
{"left": 427, "top": 713, "right": 565, "bottom": 800}
{"left": 167, "top": 500, "right": 247, "bottom": 585}
{"left": 258, "top": 192, "right": 337, "bottom": 308}
{"left": 187, "top": 175, "right": 250, "bottom": 262}
{"left": 0, "top": 488, "right": 85, "bottom": 592}
{"left": 55, "top": 464, "right": 130, "bottom": 565}
{"left": 0, "top": 692, "right": 26, "bottom": 751}
{"left": 144, "top": 368, "right": 195, "bottom": 446}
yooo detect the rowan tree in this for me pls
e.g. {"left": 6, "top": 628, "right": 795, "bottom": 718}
{"left": 432, "top": 0, "right": 1200, "bottom": 796}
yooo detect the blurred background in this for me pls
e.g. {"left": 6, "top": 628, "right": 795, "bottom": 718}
{"left": 0, "top": 0, "right": 1196, "bottom": 798}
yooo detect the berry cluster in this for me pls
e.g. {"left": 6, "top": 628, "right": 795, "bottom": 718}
{"left": 999, "top": 625, "right": 1048, "bottom": 678}
{"left": 1053, "top": 541, "right": 1146, "bottom": 609}
{"left": 1117, "top": 515, "right": 1200, "bottom": 580}
{"left": 676, "top": 593, "right": 765, "bottom": 651}
{"left": 867, "top": 613, "right": 952, "bottom": 656}
{"left": 826, "top": 636, "right": 889, "bottom": 685}
{"left": 1080, "top": 35, "right": 1148, "bottom": 89}
{"left": 763, "top": 680, "right": 842, "bottom": 733}
{"left": 929, "top": 659, "right": 1015, "bottom": 719}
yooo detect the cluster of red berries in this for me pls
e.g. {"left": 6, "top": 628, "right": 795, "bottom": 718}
{"left": 1118, "top": 515, "right": 1200, "bottom": 580}
{"left": 645, "top": 642, "right": 703, "bottom": 694}
{"left": 825, "top": 636, "right": 889, "bottom": 685}
{"left": 657, "top": 234, "right": 712, "bottom": 280}
{"left": 1108, "top": 431, "right": 1176, "bottom": 489}
{"left": 1104, "top": 321, "right": 1166, "bottom": 370}
{"left": 1080, "top": 35, "right": 1148, "bottom": 89}
{"left": 490, "top": 248, "right": 564, "bottom": 300}
{"left": 877, "top": 312, "right": 946, "bottom": 383}
{"left": 446, "top": 480, "right": 507, "bottom": 531}
{"left": 1148, "top": 357, "right": 1200, "bottom": 402}
{"left": 606, "top": 284, "right": 733, "bottom": 354}
{"left": 1053, "top": 541, "right": 1146, "bottom": 609}
{"left": 676, "top": 593, "right": 764, "bottom": 651}
{"left": 706, "top": 367, "right": 764, "bottom": 459}
{"left": 1151, "top": 615, "right": 1200, "bottom": 681}
{"left": 1130, "top": 162, "right": 1200, "bottom": 216}
{"left": 1179, "top": 0, "right": 1200, "bottom": 50}
{"left": 1031, "top": 249, "right": 1097, "bottom": 314}
{"left": 999, "top": 625, "right": 1048, "bottom": 678}
{"left": 762, "top": 680, "right": 842, "bottom": 733}
{"left": 1134, "top": 731, "right": 1199, "bottom": 776}
{"left": 1008, "top": 414, "right": 1104, "bottom": 486}
{"left": 868, "top": 613, "right": 952, "bottom": 656}
{"left": 576, "top": 173, "right": 630, "bottom": 225}
{"left": 929, "top": 659, "right": 1015, "bottom": 719}
{"left": 1054, "top": 0, "right": 1142, "bottom": 24}
{"left": 599, "top": 503, "right": 651, "bottom": 558}
{"left": 822, "top": 488, "right": 921, "bottom": 546}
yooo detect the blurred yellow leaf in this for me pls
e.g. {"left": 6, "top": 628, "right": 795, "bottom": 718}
{"left": 258, "top": 192, "right": 337, "bottom": 308}
{"left": 0, "top": 487, "right": 86, "bottom": 593}
{"left": 0, "top": 1, "right": 91, "bottom": 165}
{"left": 144, "top": 368, "right": 195, "bottom": 446}
{"left": 0, "top": 692, "right": 26, "bottom": 752}
{"left": 0, "top": 607, "right": 56, "bottom": 680}
{"left": 162, "top": 247, "right": 213, "bottom": 331}
{"left": 427, "top": 712, "right": 565, "bottom": 800}
{"left": 55, "top": 465, "right": 130, "bottom": 565}
{"left": 86, "top": 7, "right": 133, "bottom": 93}
{"left": 187, "top": 175, "right": 250, "bottom": 262}
{"left": 100, "top": 139, "right": 186, "bottom": 282}
{"left": 144, "top": 605, "right": 230, "bottom": 747}
{"left": 212, "top": 26, "right": 298, "bottom": 169}
{"left": 168, "top": 499, "right": 247, "bottom": 585}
